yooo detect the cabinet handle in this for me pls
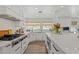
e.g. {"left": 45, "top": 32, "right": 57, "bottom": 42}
{"left": 12, "top": 41, "right": 19, "bottom": 47}
{"left": 52, "top": 52, "right": 54, "bottom": 54}
{"left": 15, "top": 47, "right": 20, "bottom": 51}
{"left": 53, "top": 45, "right": 59, "bottom": 52}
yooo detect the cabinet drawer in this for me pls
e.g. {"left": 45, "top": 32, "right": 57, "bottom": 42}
{"left": 11, "top": 42, "right": 21, "bottom": 54}
{"left": 21, "top": 38, "right": 29, "bottom": 53}
{"left": 22, "top": 39, "right": 27, "bottom": 44}
{"left": 22, "top": 39, "right": 28, "bottom": 47}
{"left": 0, "top": 47, "right": 3, "bottom": 54}
{"left": 15, "top": 47, "right": 21, "bottom": 54}
{"left": 52, "top": 44, "right": 64, "bottom": 54}
{"left": 0, "top": 44, "right": 12, "bottom": 54}
{"left": 21, "top": 44, "right": 28, "bottom": 53}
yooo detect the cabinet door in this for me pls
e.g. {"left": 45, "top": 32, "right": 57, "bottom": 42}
{"left": 46, "top": 37, "right": 52, "bottom": 53}
{"left": 45, "top": 41, "right": 51, "bottom": 54}
{"left": 42, "top": 33, "right": 47, "bottom": 40}
{"left": 34, "top": 33, "right": 46, "bottom": 41}
{"left": 21, "top": 38, "right": 29, "bottom": 53}
{"left": 0, "top": 47, "right": 4, "bottom": 54}
{"left": 36, "top": 33, "right": 42, "bottom": 40}
{"left": 29, "top": 33, "right": 36, "bottom": 41}
{"left": 1, "top": 44, "right": 12, "bottom": 54}
{"left": 11, "top": 42, "right": 21, "bottom": 54}
{"left": 52, "top": 44, "right": 65, "bottom": 54}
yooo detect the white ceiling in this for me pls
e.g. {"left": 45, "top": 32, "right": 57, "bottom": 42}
{"left": 5, "top": 5, "right": 79, "bottom": 19}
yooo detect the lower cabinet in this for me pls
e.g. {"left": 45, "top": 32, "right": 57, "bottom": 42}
{"left": 45, "top": 36, "right": 51, "bottom": 54}
{"left": 51, "top": 43, "right": 65, "bottom": 54}
{"left": 0, "top": 35, "right": 29, "bottom": 54}
{"left": 0, "top": 48, "right": 3, "bottom": 54}
{"left": 21, "top": 38, "right": 29, "bottom": 53}
{"left": 11, "top": 42, "right": 22, "bottom": 54}
{"left": 4, "top": 44, "right": 12, "bottom": 54}
{"left": 46, "top": 36, "right": 65, "bottom": 54}
{"left": 0, "top": 44, "right": 12, "bottom": 54}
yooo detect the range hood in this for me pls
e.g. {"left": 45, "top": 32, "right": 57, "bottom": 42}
{"left": 0, "top": 14, "right": 20, "bottom": 21}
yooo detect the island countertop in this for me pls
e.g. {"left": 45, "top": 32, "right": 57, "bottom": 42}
{"left": 46, "top": 32, "right": 79, "bottom": 54}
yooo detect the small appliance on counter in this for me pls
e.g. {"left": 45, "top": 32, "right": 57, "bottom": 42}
{"left": 63, "top": 27, "right": 69, "bottom": 31}
{"left": 61, "top": 27, "right": 70, "bottom": 34}
{"left": 15, "top": 28, "right": 24, "bottom": 34}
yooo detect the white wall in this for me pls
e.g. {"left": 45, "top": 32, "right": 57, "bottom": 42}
{"left": 0, "top": 6, "right": 6, "bottom": 14}
{"left": 51, "top": 18, "right": 71, "bottom": 27}
{"left": 52, "top": 18, "right": 79, "bottom": 27}
{"left": 25, "top": 18, "right": 79, "bottom": 28}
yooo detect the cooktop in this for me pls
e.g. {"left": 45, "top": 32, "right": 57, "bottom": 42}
{"left": 0, "top": 34, "right": 23, "bottom": 41}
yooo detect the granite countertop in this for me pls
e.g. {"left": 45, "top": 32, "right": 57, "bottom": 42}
{"left": 0, "top": 32, "right": 30, "bottom": 47}
{"left": 46, "top": 32, "right": 79, "bottom": 54}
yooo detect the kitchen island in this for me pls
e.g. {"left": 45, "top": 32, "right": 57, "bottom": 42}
{"left": 0, "top": 33, "right": 29, "bottom": 54}
{"left": 46, "top": 32, "right": 79, "bottom": 54}
{"left": 0, "top": 32, "right": 48, "bottom": 54}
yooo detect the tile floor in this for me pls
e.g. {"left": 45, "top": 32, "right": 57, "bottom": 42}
{"left": 24, "top": 41, "right": 48, "bottom": 54}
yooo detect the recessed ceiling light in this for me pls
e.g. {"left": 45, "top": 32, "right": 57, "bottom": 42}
{"left": 35, "top": 8, "right": 38, "bottom": 9}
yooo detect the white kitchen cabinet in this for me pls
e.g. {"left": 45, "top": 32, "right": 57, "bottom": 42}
{"left": 0, "top": 47, "right": 3, "bottom": 54}
{"left": 35, "top": 33, "right": 42, "bottom": 40}
{"left": 38, "top": 33, "right": 44, "bottom": 40}
{"left": 11, "top": 42, "right": 21, "bottom": 54}
{"left": 46, "top": 34, "right": 65, "bottom": 54}
{"left": 0, "top": 44, "right": 12, "bottom": 54}
{"left": 46, "top": 36, "right": 52, "bottom": 54}
{"left": 51, "top": 41, "right": 65, "bottom": 54}
{"left": 10, "top": 35, "right": 29, "bottom": 54}
{"left": 52, "top": 44, "right": 64, "bottom": 54}
{"left": 21, "top": 38, "right": 29, "bottom": 53}
{"left": 3, "top": 44, "right": 12, "bottom": 54}
{"left": 45, "top": 41, "right": 51, "bottom": 54}
{"left": 29, "top": 32, "right": 38, "bottom": 41}
{"left": 29, "top": 32, "right": 47, "bottom": 41}
{"left": 42, "top": 33, "right": 47, "bottom": 40}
